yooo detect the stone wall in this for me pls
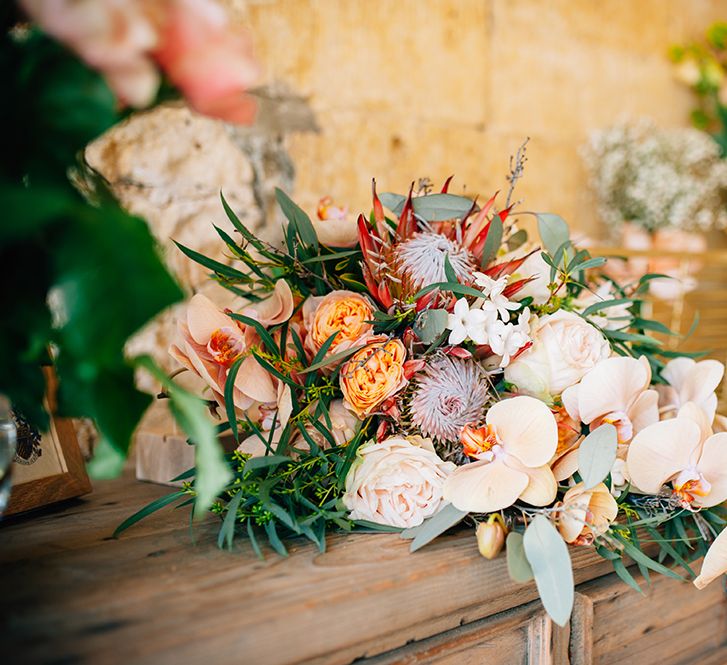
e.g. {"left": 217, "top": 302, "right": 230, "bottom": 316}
{"left": 88, "top": 0, "right": 726, "bottom": 380}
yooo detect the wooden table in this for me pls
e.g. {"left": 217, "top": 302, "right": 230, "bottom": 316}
{"left": 1, "top": 474, "right": 726, "bottom": 665}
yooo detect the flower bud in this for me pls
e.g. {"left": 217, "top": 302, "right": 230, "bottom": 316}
{"left": 475, "top": 518, "right": 506, "bottom": 560}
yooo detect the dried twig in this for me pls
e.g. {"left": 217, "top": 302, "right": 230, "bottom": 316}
{"left": 505, "top": 137, "right": 530, "bottom": 208}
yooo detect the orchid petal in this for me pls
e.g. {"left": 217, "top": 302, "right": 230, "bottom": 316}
{"left": 248, "top": 279, "right": 294, "bottom": 326}
{"left": 695, "top": 432, "right": 727, "bottom": 508}
{"left": 486, "top": 396, "right": 557, "bottom": 467}
{"left": 575, "top": 356, "right": 650, "bottom": 424}
{"left": 626, "top": 418, "right": 702, "bottom": 494}
{"left": 443, "top": 458, "right": 528, "bottom": 513}
{"left": 235, "top": 356, "right": 277, "bottom": 403}
{"left": 661, "top": 357, "right": 695, "bottom": 390}
{"left": 679, "top": 360, "right": 724, "bottom": 412}
{"left": 694, "top": 527, "right": 727, "bottom": 589}
{"left": 561, "top": 384, "right": 581, "bottom": 423}
{"left": 628, "top": 389, "right": 659, "bottom": 435}
{"left": 558, "top": 488, "right": 590, "bottom": 543}
{"left": 552, "top": 448, "right": 579, "bottom": 482}
{"left": 506, "top": 456, "right": 558, "bottom": 506}
{"left": 237, "top": 433, "right": 268, "bottom": 457}
{"left": 678, "top": 401, "right": 713, "bottom": 441}
{"left": 187, "top": 294, "right": 233, "bottom": 344}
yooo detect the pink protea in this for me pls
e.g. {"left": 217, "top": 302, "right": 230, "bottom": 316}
{"left": 409, "top": 355, "right": 491, "bottom": 446}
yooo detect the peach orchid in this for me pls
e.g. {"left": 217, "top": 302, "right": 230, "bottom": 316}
{"left": 443, "top": 396, "right": 558, "bottom": 513}
{"left": 626, "top": 402, "right": 727, "bottom": 510}
{"left": 556, "top": 356, "right": 659, "bottom": 481}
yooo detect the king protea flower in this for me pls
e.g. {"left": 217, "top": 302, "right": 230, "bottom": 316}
{"left": 357, "top": 179, "right": 535, "bottom": 311}
{"left": 409, "top": 355, "right": 491, "bottom": 446}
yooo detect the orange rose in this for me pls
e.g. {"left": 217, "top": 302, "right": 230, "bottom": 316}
{"left": 340, "top": 338, "right": 407, "bottom": 417}
{"left": 304, "top": 291, "right": 375, "bottom": 356}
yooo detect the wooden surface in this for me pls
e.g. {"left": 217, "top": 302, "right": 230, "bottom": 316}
{"left": 1, "top": 473, "right": 724, "bottom": 665}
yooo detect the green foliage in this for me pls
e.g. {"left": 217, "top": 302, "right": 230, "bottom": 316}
{"left": 1, "top": 27, "right": 184, "bottom": 473}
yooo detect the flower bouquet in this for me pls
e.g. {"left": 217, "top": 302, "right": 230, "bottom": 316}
{"left": 119, "top": 164, "right": 727, "bottom": 626}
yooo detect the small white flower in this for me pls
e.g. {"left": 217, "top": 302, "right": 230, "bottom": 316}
{"left": 474, "top": 272, "right": 520, "bottom": 320}
{"left": 446, "top": 298, "right": 495, "bottom": 345}
{"left": 487, "top": 317, "right": 530, "bottom": 368}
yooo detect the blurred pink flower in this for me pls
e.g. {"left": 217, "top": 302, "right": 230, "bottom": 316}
{"left": 22, "top": 0, "right": 259, "bottom": 123}
{"left": 154, "top": 0, "right": 260, "bottom": 124}
{"left": 21, "top": 0, "right": 160, "bottom": 107}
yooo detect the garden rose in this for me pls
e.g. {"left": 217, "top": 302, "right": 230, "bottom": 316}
{"left": 343, "top": 435, "right": 455, "bottom": 528}
{"left": 505, "top": 311, "right": 610, "bottom": 398}
{"left": 558, "top": 482, "right": 618, "bottom": 545}
{"left": 340, "top": 338, "right": 408, "bottom": 417}
{"left": 313, "top": 197, "right": 359, "bottom": 247}
{"left": 303, "top": 291, "right": 374, "bottom": 356}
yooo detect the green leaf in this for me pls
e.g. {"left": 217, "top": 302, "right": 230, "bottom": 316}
{"left": 481, "top": 215, "right": 503, "bottom": 267}
{"left": 408, "top": 503, "right": 468, "bottom": 553}
{"left": 300, "top": 343, "right": 366, "bottom": 374}
{"left": 228, "top": 313, "right": 279, "bottom": 355}
{"left": 264, "top": 519, "right": 289, "bottom": 556}
{"left": 173, "top": 240, "right": 249, "bottom": 281}
{"left": 413, "top": 309, "right": 450, "bottom": 345}
{"left": 217, "top": 491, "right": 243, "bottom": 550}
{"left": 614, "top": 534, "right": 685, "bottom": 581}
{"left": 380, "top": 192, "right": 476, "bottom": 221}
{"left": 613, "top": 557, "right": 644, "bottom": 593}
{"left": 275, "top": 188, "right": 319, "bottom": 249}
{"left": 136, "top": 356, "right": 231, "bottom": 518}
{"left": 581, "top": 298, "right": 633, "bottom": 318}
{"left": 577, "top": 423, "right": 618, "bottom": 489}
{"left": 536, "top": 213, "right": 570, "bottom": 256}
{"left": 573, "top": 257, "right": 607, "bottom": 272}
{"left": 243, "top": 455, "right": 291, "bottom": 473}
{"left": 114, "top": 490, "right": 186, "bottom": 537}
{"left": 506, "top": 531, "right": 534, "bottom": 583}
{"left": 508, "top": 229, "right": 528, "bottom": 251}
{"left": 224, "top": 356, "right": 245, "bottom": 442}
{"left": 443, "top": 254, "right": 458, "bottom": 283}
{"left": 523, "top": 515, "right": 574, "bottom": 627}
{"left": 413, "top": 281, "right": 485, "bottom": 301}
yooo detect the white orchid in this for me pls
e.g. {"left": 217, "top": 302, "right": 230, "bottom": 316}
{"left": 656, "top": 357, "right": 724, "bottom": 423}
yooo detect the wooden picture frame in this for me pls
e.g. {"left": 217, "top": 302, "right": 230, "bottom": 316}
{"left": 4, "top": 370, "right": 91, "bottom": 516}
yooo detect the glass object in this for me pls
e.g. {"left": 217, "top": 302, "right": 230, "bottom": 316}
{"left": 0, "top": 395, "right": 17, "bottom": 516}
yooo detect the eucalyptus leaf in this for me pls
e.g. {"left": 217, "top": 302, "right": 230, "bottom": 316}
{"left": 508, "top": 228, "right": 528, "bottom": 251}
{"left": 413, "top": 309, "right": 449, "bottom": 344}
{"left": 506, "top": 531, "right": 534, "bottom": 583}
{"left": 536, "top": 213, "right": 570, "bottom": 256}
{"left": 577, "top": 423, "right": 618, "bottom": 489}
{"left": 523, "top": 515, "right": 574, "bottom": 627}
{"left": 481, "top": 215, "right": 503, "bottom": 267}
{"left": 408, "top": 503, "right": 468, "bottom": 552}
{"left": 380, "top": 192, "right": 476, "bottom": 221}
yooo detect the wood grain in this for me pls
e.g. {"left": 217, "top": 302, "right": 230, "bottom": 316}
{"left": 1, "top": 473, "right": 725, "bottom": 665}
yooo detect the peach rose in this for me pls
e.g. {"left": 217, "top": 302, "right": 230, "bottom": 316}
{"left": 303, "top": 291, "right": 375, "bottom": 357}
{"left": 343, "top": 435, "right": 455, "bottom": 528}
{"left": 340, "top": 338, "right": 408, "bottom": 417}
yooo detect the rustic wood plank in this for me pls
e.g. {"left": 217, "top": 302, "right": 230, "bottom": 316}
{"left": 1, "top": 473, "right": 723, "bottom": 665}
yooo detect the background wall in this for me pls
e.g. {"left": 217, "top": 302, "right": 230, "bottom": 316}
{"left": 237, "top": 0, "right": 726, "bottom": 236}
